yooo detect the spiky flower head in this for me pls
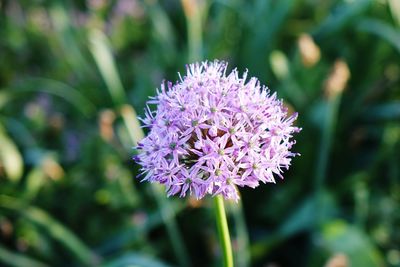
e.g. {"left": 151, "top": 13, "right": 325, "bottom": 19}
{"left": 135, "top": 61, "right": 300, "bottom": 201}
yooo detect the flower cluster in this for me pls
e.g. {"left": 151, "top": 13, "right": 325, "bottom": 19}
{"left": 134, "top": 61, "right": 300, "bottom": 201}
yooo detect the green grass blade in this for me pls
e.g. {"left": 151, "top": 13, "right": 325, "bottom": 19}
{"left": 0, "top": 124, "right": 23, "bottom": 182}
{"left": 356, "top": 18, "right": 400, "bottom": 54}
{"left": 242, "top": 0, "right": 296, "bottom": 80}
{"left": 89, "top": 29, "right": 127, "bottom": 107}
{"left": 229, "top": 198, "right": 250, "bottom": 267}
{"left": 120, "top": 105, "right": 144, "bottom": 147}
{"left": 24, "top": 166, "right": 46, "bottom": 200}
{"left": 145, "top": 1, "right": 177, "bottom": 64}
{"left": 269, "top": 50, "right": 307, "bottom": 108}
{"left": 313, "top": 95, "right": 342, "bottom": 229}
{"left": 6, "top": 78, "right": 96, "bottom": 117}
{"left": 388, "top": 0, "right": 400, "bottom": 26}
{"left": 1, "top": 116, "right": 37, "bottom": 148}
{"left": 313, "top": 0, "right": 371, "bottom": 38}
{"left": 101, "top": 253, "right": 172, "bottom": 267}
{"left": 361, "top": 101, "right": 400, "bottom": 121}
{"left": 96, "top": 202, "right": 186, "bottom": 254}
{"left": 151, "top": 184, "right": 191, "bottom": 267}
{"left": 181, "top": 0, "right": 206, "bottom": 62}
{"left": 314, "top": 95, "right": 341, "bottom": 191}
{"left": 0, "top": 91, "right": 11, "bottom": 110}
{"left": 0, "top": 245, "right": 50, "bottom": 267}
{"left": 0, "top": 195, "right": 99, "bottom": 266}
{"left": 49, "top": 3, "right": 91, "bottom": 78}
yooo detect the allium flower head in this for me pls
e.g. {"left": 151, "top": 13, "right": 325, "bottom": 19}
{"left": 135, "top": 61, "right": 300, "bottom": 201}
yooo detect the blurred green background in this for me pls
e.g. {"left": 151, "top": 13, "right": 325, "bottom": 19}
{"left": 0, "top": 0, "right": 399, "bottom": 266}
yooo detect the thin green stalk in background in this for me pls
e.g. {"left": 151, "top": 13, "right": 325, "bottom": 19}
{"left": 49, "top": 3, "right": 91, "bottom": 80}
{"left": 89, "top": 30, "right": 127, "bottom": 107}
{"left": 229, "top": 195, "right": 250, "bottom": 267}
{"left": 151, "top": 184, "right": 191, "bottom": 267}
{"left": 181, "top": 0, "right": 205, "bottom": 62}
{"left": 314, "top": 94, "right": 341, "bottom": 191}
{"left": 314, "top": 59, "right": 350, "bottom": 227}
{"left": 314, "top": 93, "right": 341, "bottom": 228}
{"left": 214, "top": 195, "right": 234, "bottom": 267}
{"left": 89, "top": 30, "right": 190, "bottom": 267}
{"left": 0, "top": 245, "right": 50, "bottom": 267}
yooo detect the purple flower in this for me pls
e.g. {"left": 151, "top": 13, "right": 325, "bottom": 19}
{"left": 135, "top": 60, "right": 301, "bottom": 201}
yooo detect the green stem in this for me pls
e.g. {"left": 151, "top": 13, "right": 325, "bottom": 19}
{"left": 187, "top": 8, "right": 203, "bottom": 62}
{"left": 181, "top": 0, "right": 205, "bottom": 62}
{"left": 214, "top": 195, "right": 233, "bottom": 267}
{"left": 314, "top": 94, "right": 341, "bottom": 227}
{"left": 314, "top": 94, "right": 341, "bottom": 190}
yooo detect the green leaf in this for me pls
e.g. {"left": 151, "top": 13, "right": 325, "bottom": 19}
{"left": 278, "top": 192, "right": 336, "bottom": 237}
{"left": 251, "top": 193, "right": 337, "bottom": 261}
{"left": 313, "top": 0, "right": 371, "bottom": 38}
{"left": 89, "top": 29, "right": 127, "bottom": 107}
{"left": 1, "top": 117, "right": 37, "bottom": 149}
{"left": 49, "top": 3, "right": 92, "bottom": 78}
{"left": 0, "top": 124, "right": 23, "bottom": 182}
{"left": 96, "top": 201, "right": 185, "bottom": 255}
{"left": 362, "top": 101, "right": 400, "bottom": 121}
{"left": 145, "top": 0, "right": 177, "bottom": 64}
{"left": 388, "top": 0, "right": 400, "bottom": 26}
{"left": 321, "top": 220, "right": 384, "bottom": 267}
{"left": 0, "top": 195, "right": 99, "bottom": 266}
{"left": 0, "top": 245, "right": 50, "bottom": 267}
{"left": 269, "top": 50, "right": 307, "bottom": 108}
{"left": 24, "top": 167, "right": 46, "bottom": 200}
{"left": 356, "top": 18, "right": 400, "bottom": 54}
{"left": 101, "top": 253, "right": 172, "bottom": 267}
{"left": 4, "top": 78, "right": 96, "bottom": 117}
{"left": 0, "top": 91, "right": 11, "bottom": 110}
{"left": 242, "top": 0, "right": 296, "bottom": 80}
{"left": 270, "top": 50, "right": 289, "bottom": 80}
{"left": 120, "top": 105, "right": 145, "bottom": 147}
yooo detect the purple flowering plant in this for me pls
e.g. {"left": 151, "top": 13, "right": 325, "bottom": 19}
{"left": 134, "top": 60, "right": 300, "bottom": 202}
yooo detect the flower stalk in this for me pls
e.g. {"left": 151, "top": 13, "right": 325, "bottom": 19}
{"left": 214, "top": 195, "right": 233, "bottom": 267}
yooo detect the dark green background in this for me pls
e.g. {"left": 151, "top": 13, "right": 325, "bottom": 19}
{"left": 0, "top": 0, "right": 399, "bottom": 266}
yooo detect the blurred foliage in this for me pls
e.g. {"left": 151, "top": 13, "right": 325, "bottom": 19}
{"left": 0, "top": 0, "right": 399, "bottom": 266}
